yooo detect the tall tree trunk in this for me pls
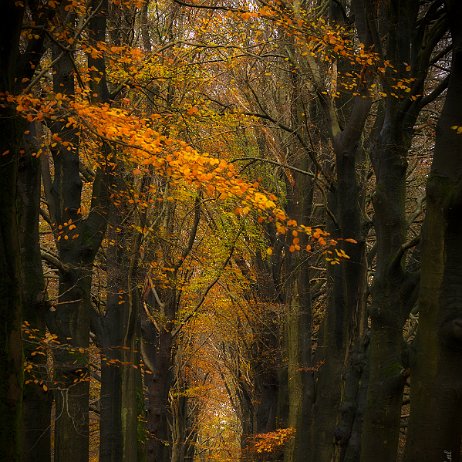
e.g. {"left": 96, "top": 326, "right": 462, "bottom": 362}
{"left": 358, "top": 1, "right": 442, "bottom": 459}
{"left": 2, "top": 4, "right": 54, "bottom": 459}
{"left": 47, "top": 41, "right": 90, "bottom": 461}
{"left": 142, "top": 252, "right": 180, "bottom": 461}
{"left": 247, "top": 136, "right": 286, "bottom": 440}
{"left": 312, "top": 95, "right": 369, "bottom": 462}
{"left": 284, "top": 271, "right": 313, "bottom": 462}
{"left": 99, "top": 192, "right": 142, "bottom": 462}
{"left": 0, "top": 3, "right": 25, "bottom": 460}
{"left": 45, "top": 3, "right": 110, "bottom": 460}
{"left": 284, "top": 165, "right": 314, "bottom": 462}
{"left": 97, "top": 2, "right": 142, "bottom": 458}
{"left": 298, "top": 3, "right": 371, "bottom": 458}
{"left": 141, "top": 189, "right": 200, "bottom": 461}
{"left": 361, "top": 101, "right": 416, "bottom": 462}
{"left": 405, "top": 3, "right": 462, "bottom": 460}
{"left": 19, "top": 124, "right": 52, "bottom": 462}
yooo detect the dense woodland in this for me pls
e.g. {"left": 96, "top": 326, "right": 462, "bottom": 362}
{"left": 1, "top": 0, "right": 462, "bottom": 461}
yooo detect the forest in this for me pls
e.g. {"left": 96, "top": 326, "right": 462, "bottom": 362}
{"left": 1, "top": 0, "right": 461, "bottom": 461}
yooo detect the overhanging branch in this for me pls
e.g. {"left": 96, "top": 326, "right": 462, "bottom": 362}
{"left": 173, "top": 0, "right": 248, "bottom": 13}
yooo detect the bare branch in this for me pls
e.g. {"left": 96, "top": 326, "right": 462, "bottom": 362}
{"left": 41, "top": 249, "right": 68, "bottom": 273}
{"left": 173, "top": 0, "right": 248, "bottom": 13}
{"left": 230, "top": 156, "right": 315, "bottom": 177}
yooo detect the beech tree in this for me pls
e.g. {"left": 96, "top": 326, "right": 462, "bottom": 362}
{"left": 0, "top": 4, "right": 26, "bottom": 459}
{"left": 405, "top": 2, "right": 462, "bottom": 460}
{"left": 0, "top": 2, "right": 56, "bottom": 460}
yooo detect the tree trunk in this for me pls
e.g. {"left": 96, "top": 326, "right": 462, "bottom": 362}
{"left": 45, "top": 3, "right": 110, "bottom": 459}
{"left": 284, "top": 164, "right": 314, "bottom": 462}
{"left": 359, "top": 2, "right": 433, "bottom": 460}
{"left": 405, "top": 3, "right": 462, "bottom": 460}
{"left": 99, "top": 205, "right": 142, "bottom": 462}
{"left": 143, "top": 318, "right": 174, "bottom": 462}
{"left": 312, "top": 108, "right": 369, "bottom": 462}
{"left": 171, "top": 378, "right": 197, "bottom": 462}
{"left": 142, "top": 278, "right": 178, "bottom": 462}
{"left": 284, "top": 275, "right": 314, "bottom": 462}
{"left": 0, "top": 3, "right": 25, "bottom": 460}
{"left": 19, "top": 123, "right": 52, "bottom": 462}
{"left": 361, "top": 111, "right": 416, "bottom": 462}
{"left": 0, "top": 62, "right": 23, "bottom": 462}
{"left": 53, "top": 268, "right": 92, "bottom": 462}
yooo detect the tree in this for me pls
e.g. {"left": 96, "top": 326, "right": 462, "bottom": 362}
{"left": 0, "top": 2, "right": 55, "bottom": 460}
{"left": 405, "top": 2, "right": 462, "bottom": 460}
{"left": 0, "top": 4, "right": 25, "bottom": 459}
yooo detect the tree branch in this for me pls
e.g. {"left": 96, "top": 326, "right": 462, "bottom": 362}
{"left": 230, "top": 156, "right": 315, "bottom": 177}
{"left": 41, "top": 249, "right": 68, "bottom": 273}
{"left": 173, "top": 0, "right": 248, "bottom": 13}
